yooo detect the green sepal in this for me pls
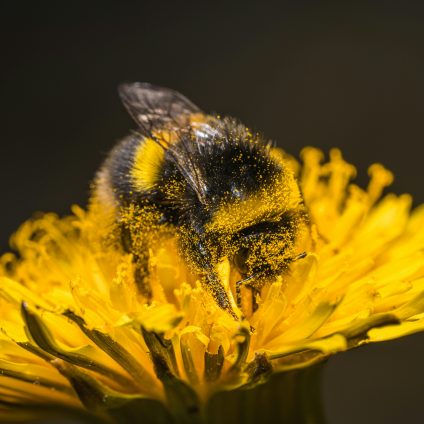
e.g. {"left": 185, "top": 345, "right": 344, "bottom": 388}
{"left": 63, "top": 309, "right": 158, "bottom": 393}
{"left": 54, "top": 360, "right": 173, "bottom": 424}
{"left": 0, "top": 401, "right": 106, "bottom": 424}
{"left": 343, "top": 313, "right": 400, "bottom": 347}
{"left": 241, "top": 352, "right": 273, "bottom": 390}
{"left": 20, "top": 302, "right": 135, "bottom": 389}
{"left": 229, "top": 326, "right": 251, "bottom": 374}
{"left": 180, "top": 338, "right": 200, "bottom": 385}
{"left": 0, "top": 361, "right": 73, "bottom": 395}
{"left": 141, "top": 326, "right": 179, "bottom": 376}
{"left": 142, "top": 326, "right": 201, "bottom": 424}
{"left": 204, "top": 345, "right": 224, "bottom": 382}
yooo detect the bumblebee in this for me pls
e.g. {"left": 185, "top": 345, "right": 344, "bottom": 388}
{"left": 94, "top": 83, "right": 308, "bottom": 319}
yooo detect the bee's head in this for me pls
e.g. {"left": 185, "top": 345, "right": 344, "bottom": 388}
{"left": 197, "top": 153, "right": 308, "bottom": 281}
{"left": 170, "top": 116, "right": 308, "bottom": 279}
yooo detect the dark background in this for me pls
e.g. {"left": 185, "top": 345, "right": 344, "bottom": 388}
{"left": 2, "top": 1, "right": 424, "bottom": 422}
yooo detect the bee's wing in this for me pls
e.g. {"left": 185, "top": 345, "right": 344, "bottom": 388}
{"left": 119, "top": 82, "right": 209, "bottom": 205}
{"left": 118, "top": 82, "right": 201, "bottom": 137}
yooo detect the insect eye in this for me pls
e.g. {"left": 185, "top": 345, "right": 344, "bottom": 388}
{"left": 234, "top": 247, "right": 250, "bottom": 274}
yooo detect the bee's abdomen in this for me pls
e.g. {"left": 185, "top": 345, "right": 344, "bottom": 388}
{"left": 94, "top": 135, "right": 144, "bottom": 207}
{"left": 94, "top": 135, "right": 180, "bottom": 221}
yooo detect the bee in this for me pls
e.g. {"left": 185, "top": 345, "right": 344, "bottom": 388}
{"left": 93, "top": 83, "right": 308, "bottom": 320}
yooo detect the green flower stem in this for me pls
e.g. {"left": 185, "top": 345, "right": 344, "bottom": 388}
{"left": 204, "top": 362, "right": 325, "bottom": 424}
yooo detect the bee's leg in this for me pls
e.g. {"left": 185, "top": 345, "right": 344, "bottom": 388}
{"left": 202, "top": 274, "right": 239, "bottom": 321}
{"left": 235, "top": 275, "right": 256, "bottom": 311}
{"left": 290, "top": 251, "right": 307, "bottom": 262}
{"left": 247, "top": 286, "right": 260, "bottom": 313}
{"left": 133, "top": 253, "right": 153, "bottom": 302}
{"left": 120, "top": 223, "right": 133, "bottom": 254}
{"left": 120, "top": 224, "right": 153, "bottom": 302}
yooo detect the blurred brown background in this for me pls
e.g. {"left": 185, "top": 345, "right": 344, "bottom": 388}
{"left": 1, "top": 1, "right": 424, "bottom": 422}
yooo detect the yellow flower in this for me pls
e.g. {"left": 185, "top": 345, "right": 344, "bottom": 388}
{"left": 1, "top": 148, "right": 424, "bottom": 423}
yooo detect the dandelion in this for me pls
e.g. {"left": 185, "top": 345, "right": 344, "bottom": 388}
{"left": 1, "top": 148, "right": 424, "bottom": 423}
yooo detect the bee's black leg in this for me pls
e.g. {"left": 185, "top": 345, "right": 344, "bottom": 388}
{"left": 247, "top": 285, "right": 260, "bottom": 313}
{"left": 235, "top": 281, "right": 243, "bottom": 310}
{"left": 235, "top": 275, "right": 256, "bottom": 310}
{"left": 120, "top": 224, "right": 153, "bottom": 302}
{"left": 133, "top": 254, "right": 153, "bottom": 302}
{"left": 120, "top": 223, "right": 133, "bottom": 253}
{"left": 203, "top": 274, "right": 239, "bottom": 321}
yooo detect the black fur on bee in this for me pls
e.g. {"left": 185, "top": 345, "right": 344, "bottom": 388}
{"left": 94, "top": 82, "right": 308, "bottom": 320}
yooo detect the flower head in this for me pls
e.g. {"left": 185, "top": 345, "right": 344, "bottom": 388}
{"left": 1, "top": 148, "right": 424, "bottom": 422}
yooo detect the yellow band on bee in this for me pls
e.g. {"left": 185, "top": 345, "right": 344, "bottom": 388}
{"left": 131, "top": 138, "right": 165, "bottom": 190}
